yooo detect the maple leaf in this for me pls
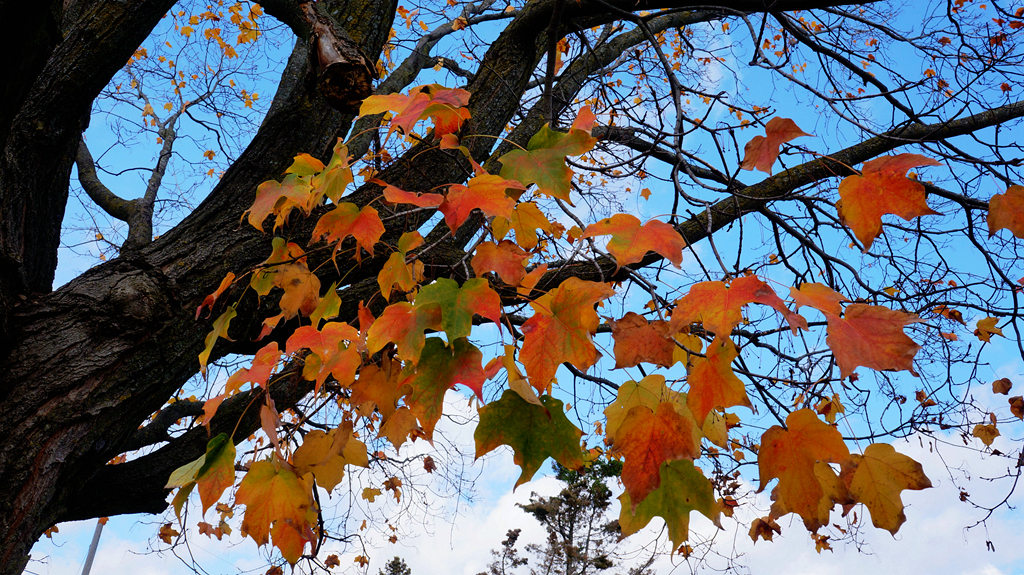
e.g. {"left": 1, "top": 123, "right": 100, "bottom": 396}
{"left": 365, "top": 301, "right": 441, "bottom": 362}
{"left": 195, "top": 433, "right": 237, "bottom": 515}
{"left": 199, "top": 308, "right": 236, "bottom": 376}
{"left": 740, "top": 117, "right": 811, "bottom": 174}
{"left": 378, "top": 232, "right": 425, "bottom": 300}
{"left": 987, "top": 185, "right": 1024, "bottom": 238}
{"left": 493, "top": 344, "right": 542, "bottom": 407}
{"left": 815, "top": 393, "right": 845, "bottom": 424}
{"left": 1009, "top": 396, "right": 1024, "bottom": 419}
{"left": 609, "top": 312, "right": 677, "bottom": 369}
{"left": 826, "top": 304, "right": 922, "bottom": 379}
{"left": 618, "top": 460, "right": 722, "bottom": 549}
{"left": 381, "top": 183, "right": 444, "bottom": 208}
{"left": 378, "top": 407, "right": 420, "bottom": 450}
{"left": 292, "top": 422, "right": 368, "bottom": 491}
{"left": 749, "top": 517, "right": 782, "bottom": 542}
{"left": 839, "top": 443, "right": 931, "bottom": 534}
{"left": 974, "top": 316, "right": 1003, "bottom": 342}
{"left": 272, "top": 264, "right": 322, "bottom": 321}
{"left": 758, "top": 409, "right": 851, "bottom": 531}
{"left": 475, "top": 390, "right": 584, "bottom": 487}
{"left": 260, "top": 399, "right": 280, "bottom": 449}
{"left": 789, "top": 284, "right": 922, "bottom": 379}
{"left": 582, "top": 214, "right": 686, "bottom": 268}
{"left": 439, "top": 174, "right": 521, "bottom": 232}
{"left": 686, "top": 338, "right": 752, "bottom": 425}
{"left": 246, "top": 173, "right": 314, "bottom": 231}
{"left": 249, "top": 240, "right": 321, "bottom": 332}
{"left": 359, "top": 84, "right": 471, "bottom": 138}
{"left": 972, "top": 423, "right": 1000, "bottom": 446}
{"left": 610, "top": 402, "right": 702, "bottom": 504}
{"left": 158, "top": 523, "right": 180, "bottom": 544}
{"left": 196, "top": 272, "right": 236, "bottom": 319}
{"left": 312, "top": 203, "right": 384, "bottom": 262}
{"left": 403, "top": 338, "right": 489, "bottom": 438}
{"left": 225, "top": 342, "right": 281, "bottom": 394}
{"left": 310, "top": 282, "right": 342, "bottom": 327}
{"left": 285, "top": 322, "right": 360, "bottom": 393}
{"left": 835, "top": 154, "right": 942, "bottom": 250}
{"left": 520, "top": 278, "right": 615, "bottom": 392}
{"left": 789, "top": 282, "right": 849, "bottom": 317}
{"left": 472, "top": 240, "right": 530, "bottom": 286}
{"left": 350, "top": 357, "right": 406, "bottom": 420}
{"left": 165, "top": 433, "right": 236, "bottom": 516}
{"left": 671, "top": 275, "right": 807, "bottom": 337}
{"left": 250, "top": 237, "right": 306, "bottom": 296}
{"left": 415, "top": 277, "right": 501, "bottom": 342}
{"left": 491, "top": 201, "right": 555, "bottom": 250}
{"left": 497, "top": 106, "right": 597, "bottom": 202}
{"left": 604, "top": 375, "right": 688, "bottom": 440}
{"left": 311, "top": 140, "right": 354, "bottom": 204}
{"left": 235, "top": 458, "right": 318, "bottom": 564}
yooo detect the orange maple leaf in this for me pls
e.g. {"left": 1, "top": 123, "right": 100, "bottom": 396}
{"left": 671, "top": 275, "right": 807, "bottom": 337}
{"left": 609, "top": 312, "right": 677, "bottom": 369}
{"left": 350, "top": 357, "right": 405, "bottom": 420}
{"left": 196, "top": 272, "right": 236, "bottom": 319}
{"left": 359, "top": 84, "right": 471, "bottom": 138}
{"left": 365, "top": 302, "right": 441, "bottom": 363}
{"left": 235, "top": 458, "right": 317, "bottom": 564}
{"left": 285, "top": 322, "right": 360, "bottom": 393}
{"left": 492, "top": 201, "right": 555, "bottom": 251}
{"left": 740, "top": 117, "right": 810, "bottom": 174}
{"left": 312, "top": 203, "right": 385, "bottom": 262}
{"left": 758, "top": 409, "right": 851, "bottom": 531}
{"left": 611, "top": 403, "right": 702, "bottom": 504}
{"left": 835, "top": 154, "right": 941, "bottom": 250}
{"left": 225, "top": 342, "right": 282, "bottom": 394}
{"left": 439, "top": 174, "right": 522, "bottom": 232}
{"left": 471, "top": 240, "right": 530, "bottom": 286}
{"left": 377, "top": 232, "right": 425, "bottom": 300}
{"left": 839, "top": 443, "right": 931, "bottom": 534}
{"left": 826, "top": 304, "right": 922, "bottom": 379}
{"left": 582, "top": 214, "right": 686, "bottom": 267}
{"left": 520, "top": 278, "right": 615, "bottom": 392}
{"left": 381, "top": 183, "right": 444, "bottom": 208}
{"left": 789, "top": 282, "right": 848, "bottom": 317}
{"left": 686, "top": 339, "right": 752, "bottom": 425}
{"left": 988, "top": 185, "right": 1024, "bottom": 238}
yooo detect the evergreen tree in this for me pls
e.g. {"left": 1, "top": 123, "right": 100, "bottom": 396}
{"left": 379, "top": 556, "right": 411, "bottom": 575}
{"left": 482, "top": 460, "right": 651, "bottom": 575}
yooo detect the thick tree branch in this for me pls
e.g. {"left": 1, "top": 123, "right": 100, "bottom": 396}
{"left": 260, "top": 0, "right": 376, "bottom": 112}
{"left": 75, "top": 140, "right": 135, "bottom": 222}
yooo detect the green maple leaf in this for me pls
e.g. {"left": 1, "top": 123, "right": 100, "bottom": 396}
{"left": 474, "top": 390, "right": 584, "bottom": 487}
{"left": 404, "top": 337, "right": 488, "bottom": 438}
{"left": 415, "top": 278, "right": 501, "bottom": 341}
{"left": 618, "top": 459, "right": 722, "bottom": 549}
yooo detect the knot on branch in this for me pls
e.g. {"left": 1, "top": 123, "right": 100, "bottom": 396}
{"left": 302, "top": 2, "right": 376, "bottom": 113}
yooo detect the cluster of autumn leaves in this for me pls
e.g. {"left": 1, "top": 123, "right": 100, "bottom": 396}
{"left": 172, "top": 84, "right": 1022, "bottom": 564}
